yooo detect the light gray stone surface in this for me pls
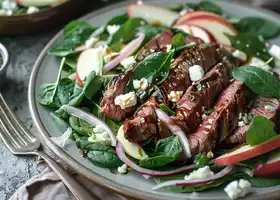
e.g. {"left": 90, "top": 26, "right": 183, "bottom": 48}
{"left": 0, "top": 32, "right": 56, "bottom": 200}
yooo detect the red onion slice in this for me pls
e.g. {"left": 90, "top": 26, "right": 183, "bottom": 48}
{"left": 116, "top": 142, "right": 195, "bottom": 177}
{"left": 153, "top": 165, "right": 234, "bottom": 190}
{"left": 104, "top": 33, "right": 145, "bottom": 73}
{"left": 155, "top": 108, "right": 192, "bottom": 158}
{"left": 61, "top": 105, "right": 117, "bottom": 146}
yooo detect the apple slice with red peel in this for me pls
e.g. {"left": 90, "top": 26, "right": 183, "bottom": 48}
{"left": 174, "top": 24, "right": 216, "bottom": 43}
{"left": 214, "top": 135, "right": 280, "bottom": 165}
{"left": 17, "top": 0, "right": 62, "bottom": 7}
{"left": 127, "top": 4, "right": 179, "bottom": 27}
{"left": 254, "top": 148, "right": 280, "bottom": 177}
{"left": 176, "top": 11, "right": 219, "bottom": 25}
{"left": 76, "top": 48, "right": 103, "bottom": 86}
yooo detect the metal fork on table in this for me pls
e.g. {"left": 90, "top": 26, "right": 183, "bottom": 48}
{"left": 0, "top": 94, "right": 100, "bottom": 200}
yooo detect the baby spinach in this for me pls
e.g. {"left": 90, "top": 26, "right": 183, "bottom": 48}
{"left": 37, "top": 58, "right": 66, "bottom": 109}
{"left": 57, "top": 78, "right": 75, "bottom": 105}
{"left": 139, "top": 136, "right": 182, "bottom": 169}
{"left": 83, "top": 71, "right": 104, "bottom": 100}
{"left": 248, "top": 177, "right": 280, "bottom": 187}
{"left": 137, "top": 25, "right": 167, "bottom": 43}
{"left": 194, "top": 153, "right": 212, "bottom": 168}
{"left": 232, "top": 66, "right": 280, "bottom": 98}
{"left": 50, "top": 112, "right": 69, "bottom": 133}
{"left": 238, "top": 153, "right": 269, "bottom": 169}
{"left": 107, "top": 13, "right": 129, "bottom": 26}
{"left": 108, "top": 18, "right": 144, "bottom": 46}
{"left": 69, "top": 115, "right": 93, "bottom": 136}
{"left": 127, "top": 50, "right": 175, "bottom": 91}
{"left": 246, "top": 116, "right": 277, "bottom": 146}
{"left": 232, "top": 17, "right": 280, "bottom": 39}
{"left": 226, "top": 33, "right": 271, "bottom": 61}
{"left": 186, "top": 1, "right": 223, "bottom": 15}
{"left": 172, "top": 33, "right": 185, "bottom": 49}
{"left": 49, "top": 21, "right": 95, "bottom": 57}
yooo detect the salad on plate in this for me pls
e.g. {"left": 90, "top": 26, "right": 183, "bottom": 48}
{"left": 37, "top": 1, "right": 280, "bottom": 199}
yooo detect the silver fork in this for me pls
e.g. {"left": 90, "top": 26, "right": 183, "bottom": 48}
{"left": 0, "top": 94, "right": 100, "bottom": 200}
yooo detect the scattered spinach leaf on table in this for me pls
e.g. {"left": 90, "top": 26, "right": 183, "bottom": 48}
{"left": 232, "top": 66, "right": 280, "bottom": 98}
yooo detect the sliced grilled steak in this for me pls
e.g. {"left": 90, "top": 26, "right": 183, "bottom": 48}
{"left": 227, "top": 97, "right": 280, "bottom": 145}
{"left": 188, "top": 81, "right": 252, "bottom": 156}
{"left": 124, "top": 44, "right": 224, "bottom": 143}
{"left": 173, "top": 56, "right": 238, "bottom": 134}
{"left": 101, "top": 30, "right": 174, "bottom": 121}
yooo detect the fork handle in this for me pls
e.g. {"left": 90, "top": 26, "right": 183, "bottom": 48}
{"left": 34, "top": 151, "right": 101, "bottom": 200}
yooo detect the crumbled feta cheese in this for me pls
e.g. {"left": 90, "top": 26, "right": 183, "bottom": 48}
{"left": 27, "top": 6, "right": 39, "bottom": 14}
{"left": 89, "top": 129, "right": 111, "bottom": 145}
{"left": 168, "top": 91, "right": 183, "bottom": 103}
{"left": 85, "top": 37, "right": 98, "bottom": 48}
{"left": 224, "top": 179, "right": 251, "bottom": 200}
{"left": 166, "top": 44, "right": 172, "bottom": 52}
{"left": 249, "top": 57, "right": 271, "bottom": 72}
{"left": 104, "top": 52, "right": 120, "bottom": 63}
{"left": 133, "top": 78, "right": 148, "bottom": 91}
{"left": 269, "top": 44, "right": 280, "bottom": 60}
{"left": 114, "top": 92, "right": 137, "bottom": 109}
{"left": 232, "top": 50, "right": 247, "bottom": 62}
{"left": 107, "top": 25, "right": 120, "bottom": 35}
{"left": 6, "top": 9, "right": 12, "bottom": 16}
{"left": 2, "top": 0, "right": 17, "bottom": 10}
{"left": 189, "top": 65, "right": 205, "bottom": 82}
{"left": 118, "top": 164, "right": 128, "bottom": 174}
{"left": 238, "top": 121, "right": 245, "bottom": 127}
{"left": 120, "top": 56, "right": 136, "bottom": 69}
{"left": 150, "top": 49, "right": 155, "bottom": 53}
{"left": 93, "top": 125, "right": 105, "bottom": 134}
{"left": 264, "top": 104, "right": 276, "bottom": 112}
{"left": 184, "top": 166, "right": 214, "bottom": 180}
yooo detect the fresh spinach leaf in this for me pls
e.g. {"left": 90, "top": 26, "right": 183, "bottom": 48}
{"left": 168, "top": 4, "right": 184, "bottom": 12}
{"left": 137, "top": 25, "right": 167, "bottom": 43}
{"left": 194, "top": 153, "right": 212, "bottom": 168}
{"left": 127, "top": 50, "right": 174, "bottom": 91}
{"left": 64, "top": 58, "right": 77, "bottom": 71}
{"left": 232, "top": 17, "right": 279, "bottom": 39}
{"left": 172, "top": 33, "right": 185, "bottom": 49}
{"left": 159, "top": 104, "right": 175, "bottom": 115}
{"left": 107, "top": 13, "right": 129, "bottom": 26}
{"left": 246, "top": 116, "right": 277, "bottom": 146}
{"left": 226, "top": 33, "right": 270, "bottom": 61}
{"left": 50, "top": 112, "right": 69, "bottom": 133}
{"left": 69, "top": 115, "right": 93, "bottom": 136}
{"left": 85, "top": 142, "right": 122, "bottom": 168}
{"left": 238, "top": 153, "right": 269, "bottom": 169}
{"left": 37, "top": 58, "right": 66, "bottom": 109}
{"left": 83, "top": 71, "right": 104, "bottom": 100}
{"left": 49, "top": 21, "right": 95, "bottom": 57}
{"left": 232, "top": 66, "right": 280, "bottom": 98}
{"left": 186, "top": 1, "right": 223, "bottom": 15}
{"left": 248, "top": 177, "right": 280, "bottom": 187}
{"left": 139, "top": 136, "right": 182, "bottom": 169}
{"left": 108, "top": 18, "right": 144, "bottom": 46}
{"left": 57, "top": 78, "right": 75, "bottom": 105}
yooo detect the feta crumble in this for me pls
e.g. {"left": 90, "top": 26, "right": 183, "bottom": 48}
{"left": 118, "top": 164, "right": 128, "bottom": 174}
{"left": 238, "top": 121, "right": 245, "bottom": 127}
{"left": 6, "top": 9, "right": 12, "bottom": 16}
{"left": 27, "top": 6, "right": 39, "bottom": 14}
{"left": 133, "top": 78, "right": 148, "bottom": 91}
{"left": 93, "top": 125, "right": 105, "bottom": 134}
{"left": 168, "top": 91, "right": 183, "bottom": 103}
{"left": 2, "top": 0, "right": 17, "bottom": 10}
{"left": 184, "top": 166, "right": 214, "bottom": 180}
{"left": 269, "top": 44, "right": 280, "bottom": 60}
{"left": 114, "top": 92, "right": 137, "bottom": 109}
{"left": 189, "top": 65, "right": 205, "bottom": 82}
{"left": 166, "top": 44, "right": 172, "bottom": 52}
{"left": 264, "top": 104, "right": 276, "bottom": 113}
{"left": 232, "top": 50, "right": 247, "bottom": 62}
{"left": 107, "top": 25, "right": 120, "bottom": 35}
{"left": 85, "top": 37, "right": 98, "bottom": 48}
{"left": 224, "top": 179, "right": 251, "bottom": 200}
{"left": 120, "top": 56, "right": 136, "bottom": 69}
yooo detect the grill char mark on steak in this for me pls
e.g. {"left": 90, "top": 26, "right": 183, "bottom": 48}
{"left": 188, "top": 81, "right": 252, "bottom": 156}
{"left": 173, "top": 56, "right": 238, "bottom": 134}
{"left": 227, "top": 97, "right": 280, "bottom": 145}
{"left": 100, "top": 30, "right": 174, "bottom": 121}
{"left": 124, "top": 44, "right": 224, "bottom": 143}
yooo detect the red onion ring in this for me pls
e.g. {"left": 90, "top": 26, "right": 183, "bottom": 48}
{"left": 115, "top": 142, "right": 195, "bottom": 177}
{"left": 155, "top": 108, "right": 192, "bottom": 158}
{"left": 104, "top": 33, "right": 145, "bottom": 73}
{"left": 61, "top": 105, "right": 117, "bottom": 146}
{"left": 152, "top": 165, "right": 234, "bottom": 190}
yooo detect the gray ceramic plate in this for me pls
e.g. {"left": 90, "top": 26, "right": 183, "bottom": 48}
{"left": 28, "top": 1, "right": 280, "bottom": 199}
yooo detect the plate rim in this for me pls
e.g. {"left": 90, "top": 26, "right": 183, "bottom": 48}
{"left": 28, "top": 1, "right": 280, "bottom": 200}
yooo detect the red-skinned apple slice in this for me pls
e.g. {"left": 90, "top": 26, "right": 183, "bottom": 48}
{"left": 127, "top": 4, "right": 179, "bottom": 27}
{"left": 254, "top": 148, "right": 280, "bottom": 178}
{"left": 76, "top": 48, "right": 103, "bottom": 86}
{"left": 176, "top": 11, "right": 219, "bottom": 25}
{"left": 175, "top": 11, "right": 238, "bottom": 45}
{"left": 174, "top": 24, "right": 216, "bottom": 43}
{"left": 214, "top": 135, "right": 280, "bottom": 165}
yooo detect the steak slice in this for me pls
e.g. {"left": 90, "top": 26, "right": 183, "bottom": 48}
{"left": 100, "top": 30, "right": 174, "bottom": 121}
{"left": 227, "top": 97, "right": 280, "bottom": 145}
{"left": 188, "top": 81, "right": 252, "bottom": 156}
{"left": 173, "top": 56, "right": 238, "bottom": 134}
{"left": 123, "top": 44, "right": 224, "bottom": 143}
